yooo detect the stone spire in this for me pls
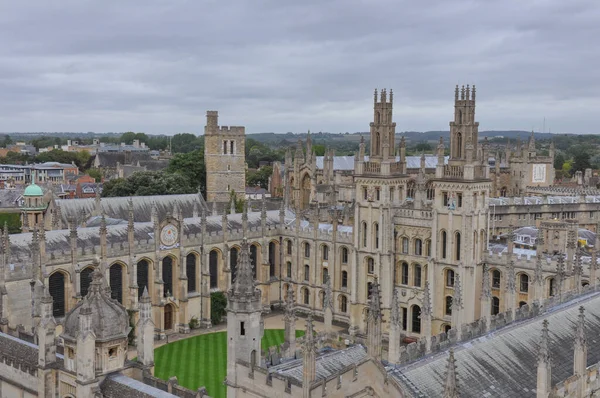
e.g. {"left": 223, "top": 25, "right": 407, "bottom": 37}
{"left": 242, "top": 200, "right": 248, "bottom": 234}
{"left": 442, "top": 349, "right": 459, "bottom": 398}
{"left": 283, "top": 285, "right": 297, "bottom": 356}
{"left": 481, "top": 263, "right": 491, "bottom": 300}
{"left": 451, "top": 274, "right": 463, "bottom": 340}
{"left": 506, "top": 260, "right": 516, "bottom": 320}
{"left": 302, "top": 313, "right": 317, "bottom": 398}
{"left": 556, "top": 253, "right": 566, "bottom": 297}
{"left": 388, "top": 287, "right": 401, "bottom": 363}
{"left": 230, "top": 196, "right": 236, "bottom": 214}
{"left": 323, "top": 275, "right": 334, "bottom": 334}
{"left": 534, "top": 255, "right": 545, "bottom": 302}
{"left": 136, "top": 287, "right": 155, "bottom": 369}
{"left": 128, "top": 197, "right": 134, "bottom": 230}
{"left": 573, "top": 306, "right": 587, "bottom": 378}
{"left": 506, "top": 260, "right": 516, "bottom": 292}
{"left": 37, "top": 286, "right": 56, "bottom": 368}
{"left": 573, "top": 249, "right": 583, "bottom": 292}
{"left": 231, "top": 239, "right": 256, "bottom": 296}
{"left": 481, "top": 263, "right": 492, "bottom": 330}
{"left": 366, "top": 278, "right": 382, "bottom": 360}
{"left": 151, "top": 201, "right": 158, "bottom": 228}
{"left": 422, "top": 280, "right": 433, "bottom": 352}
{"left": 390, "top": 287, "right": 401, "bottom": 327}
{"left": 193, "top": 201, "right": 200, "bottom": 218}
{"left": 536, "top": 320, "right": 551, "bottom": 398}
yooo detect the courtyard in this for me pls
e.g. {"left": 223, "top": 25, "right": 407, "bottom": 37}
{"left": 149, "top": 314, "right": 342, "bottom": 398}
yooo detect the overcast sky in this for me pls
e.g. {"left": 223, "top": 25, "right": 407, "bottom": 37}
{"left": 0, "top": 0, "right": 598, "bottom": 135}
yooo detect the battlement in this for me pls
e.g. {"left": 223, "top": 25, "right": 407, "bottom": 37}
{"left": 374, "top": 88, "right": 393, "bottom": 104}
{"left": 454, "top": 84, "right": 476, "bottom": 102}
{"left": 215, "top": 125, "right": 245, "bottom": 135}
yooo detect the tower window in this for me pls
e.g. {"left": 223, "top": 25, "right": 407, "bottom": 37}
{"left": 230, "top": 140, "right": 234, "bottom": 154}
{"left": 223, "top": 140, "right": 228, "bottom": 154}
{"left": 240, "top": 321, "right": 245, "bottom": 336}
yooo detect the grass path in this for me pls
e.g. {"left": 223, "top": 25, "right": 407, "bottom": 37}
{"left": 154, "top": 329, "right": 304, "bottom": 398}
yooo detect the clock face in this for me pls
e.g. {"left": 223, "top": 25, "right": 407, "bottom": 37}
{"left": 160, "top": 224, "right": 178, "bottom": 246}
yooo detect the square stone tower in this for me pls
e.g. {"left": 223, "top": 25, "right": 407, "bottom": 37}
{"left": 204, "top": 111, "right": 246, "bottom": 202}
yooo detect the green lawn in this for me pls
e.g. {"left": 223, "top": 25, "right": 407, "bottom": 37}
{"left": 154, "top": 329, "right": 304, "bottom": 398}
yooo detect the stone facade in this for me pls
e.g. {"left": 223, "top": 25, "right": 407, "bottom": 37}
{"left": 204, "top": 111, "right": 246, "bottom": 203}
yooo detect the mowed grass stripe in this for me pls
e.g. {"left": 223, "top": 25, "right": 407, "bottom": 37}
{"left": 154, "top": 329, "right": 304, "bottom": 398}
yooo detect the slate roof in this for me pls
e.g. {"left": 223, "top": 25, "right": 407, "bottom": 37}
{"left": 55, "top": 193, "right": 209, "bottom": 225}
{"left": 391, "top": 291, "right": 600, "bottom": 398}
{"left": 101, "top": 374, "right": 179, "bottom": 398}
{"left": 0, "top": 188, "right": 24, "bottom": 208}
{"left": 0, "top": 331, "right": 39, "bottom": 369}
{"left": 7, "top": 209, "right": 292, "bottom": 260}
{"left": 94, "top": 152, "right": 153, "bottom": 168}
{"left": 269, "top": 345, "right": 367, "bottom": 383}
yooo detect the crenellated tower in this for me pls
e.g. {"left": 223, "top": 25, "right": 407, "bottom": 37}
{"left": 204, "top": 111, "right": 246, "bottom": 203}
{"left": 449, "top": 85, "right": 478, "bottom": 166}
{"left": 369, "top": 88, "right": 396, "bottom": 161}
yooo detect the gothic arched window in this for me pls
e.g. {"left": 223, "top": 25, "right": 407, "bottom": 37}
{"left": 492, "top": 296, "right": 500, "bottom": 315}
{"left": 137, "top": 260, "right": 149, "bottom": 299}
{"left": 445, "top": 296, "right": 452, "bottom": 315}
{"left": 411, "top": 305, "right": 421, "bottom": 334}
{"left": 109, "top": 263, "right": 123, "bottom": 304}
{"left": 80, "top": 267, "right": 94, "bottom": 297}
{"left": 341, "top": 271, "right": 348, "bottom": 288}
{"left": 441, "top": 231, "right": 447, "bottom": 259}
{"left": 49, "top": 272, "right": 66, "bottom": 318}
{"left": 163, "top": 257, "right": 173, "bottom": 297}
{"left": 455, "top": 232, "right": 461, "bottom": 261}
{"left": 209, "top": 250, "right": 219, "bottom": 289}
{"left": 492, "top": 269, "right": 501, "bottom": 289}
{"left": 186, "top": 253, "right": 197, "bottom": 293}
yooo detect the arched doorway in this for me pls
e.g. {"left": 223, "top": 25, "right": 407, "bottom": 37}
{"left": 164, "top": 304, "right": 174, "bottom": 330}
{"left": 301, "top": 174, "right": 311, "bottom": 210}
{"left": 49, "top": 272, "right": 66, "bottom": 318}
{"left": 109, "top": 263, "right": 123, "bottom": 304}
{"left": 80, "top": 267, "right": 94, "bottom": 297}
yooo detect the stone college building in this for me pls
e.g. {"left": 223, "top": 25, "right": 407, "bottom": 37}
{"left": 2, "top": 86, "right": 600, "bottom": 397}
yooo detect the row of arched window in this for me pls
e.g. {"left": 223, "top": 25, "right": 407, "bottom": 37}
{"left": 394, "top": 262, "right": 424, "bottom": 287}
{"left": 361, "top": 222, "right": 381, "bottom": 249}
{"left": 295, "top": 241, "right": 349, "bottom": 264}
{"left": 292, "top": 285, "right": 349, "bottom": 313}
{"left": 399, "top": 237, "right": 431, "bottom": 257}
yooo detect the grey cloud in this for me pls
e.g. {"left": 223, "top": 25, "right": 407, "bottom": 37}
{"left": 0, "top": 0, "right": 598, "bottom": 133}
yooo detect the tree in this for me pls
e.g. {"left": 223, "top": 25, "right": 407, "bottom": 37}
{"left": 312, "top": 144, "right": 326, "bottom": 156}
{"left": 170, "top": 133, "right": 203, "bottom": 154}
{"left": 228, "top": 190, "right": 245, "bottom": 213}
{"left": 167, "top": 150, "right": 206, "bottom": 196}
{"left": 572, "top": 151, "right": 591, "bottom": 174}
{"left": 210, "top": 291, "right": 227, "bottom": 324}
{"left": 414, "top": 142, "right": 433, "bottom": 152}
{"left": 246, "top": 166, "right": 272, "bottom": 189}
{"left": 34, "top": 149, "right": 91, "bottom": 171}
{"left": 553, "top": 153, "right": 565, "bottom": 170}
{"left": 86, "top": 169, "right": 103, "bottom": 182}
{"left": 2, "top": 135, "right": 13, "bottom": 148}
{"left": 101, "top": 171, "right": 196, "bottom": 197}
